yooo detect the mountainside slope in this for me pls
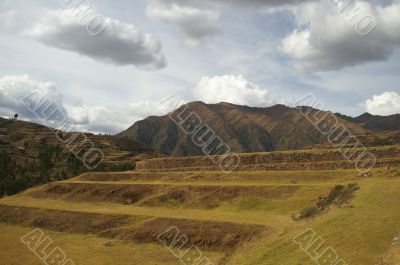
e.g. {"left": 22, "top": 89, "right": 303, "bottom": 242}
{"left": 120, "top": 102, "right": 394, "bottom": 156}
{"left": 0, "top": 117, "right": 153, "bottom": 196}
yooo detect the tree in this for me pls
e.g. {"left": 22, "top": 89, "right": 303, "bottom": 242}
{"left": 12, "top": 114, "right": 19, "bottom": 120}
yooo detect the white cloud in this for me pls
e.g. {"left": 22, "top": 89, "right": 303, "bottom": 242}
{"left": 147, "top": 3, "right": 220, "bottom": 46}
{"left": 0, "top": 10, "right": 17, "bottom": 31}
{"left": 362, "top": 91, "right": 400, "bottom": 115}
{"left": 147, "top": 0, "right": 317, "bottom": 45}
{"left": 154, "top": 0, "right": 316, "bottom": 9}
{"left": 0, "top": 75, "right": 65, "bottom": 120}
{"left": 193, "top": 75, "right": 275, "bottom": 106}
{"left": 281, "top": 1, "right": 400, "bottom": 72}
{"left": 23, "top": 8, "right": 166, "bottom": 70}
{"left": 65, "top": 104, "right": 124, "bottom": 133}
{"left": 68, "top": 100, "right": 183, "bottom": 133}
{"left": 0, "top": 75, "right": 181, "bottom": 133}
{"left": 127, "top": 100, "right": 183, "bottom": 118}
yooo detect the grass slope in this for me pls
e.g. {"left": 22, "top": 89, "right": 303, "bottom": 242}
{"left": 1, "top": 163, "right": 400, "bottom": 265}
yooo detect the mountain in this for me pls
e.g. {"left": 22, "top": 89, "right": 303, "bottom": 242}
{"left": 0, "top": 117, "right": 153, "bottom": 196}
{"left": 338, "top": 112, "right": 400, "bottom": 132}
{"left": 119, "top": 101, "right": 392, "bottom": 156}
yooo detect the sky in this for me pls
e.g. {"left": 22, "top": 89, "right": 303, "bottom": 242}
{"left": 0, "top": 0, "right": 399, "bottom": 134}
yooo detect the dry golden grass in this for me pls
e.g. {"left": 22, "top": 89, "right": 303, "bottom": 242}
{"left": 1, "top": 158, "right": 400, "bottom": 265}
{"left": 0, "top": 224, "right": 222, "bottom": 265}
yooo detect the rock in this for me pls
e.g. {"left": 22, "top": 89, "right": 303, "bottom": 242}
{"left": 104, "top": 242, "right": 113, "bottom": 247}
{"left": 392, "top": 236, "right": 400, "bottom": 246}
{"left": 338, "top": 203, "right": 354, "bottom": 208}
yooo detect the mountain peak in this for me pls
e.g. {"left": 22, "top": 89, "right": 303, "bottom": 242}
{"left": 358, "top": 112, "right": 373, "bottom": 118}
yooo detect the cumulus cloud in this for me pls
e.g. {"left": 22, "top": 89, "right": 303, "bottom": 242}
{"left": 153, "top": 0, "right": 315, "bottom": 9}
{"left": 23, "top": 8, "right": 166, "bottom": 70}
{"left": 146, "top": 3, "right": 220, "bottom": 46}
{"left": 362, "top": 91, "right": 400, "bottom": 115}
{"left": 67, "top": 99, "right": 183, "bottom": 133}
{"left": 0, "top": 75, "right": 181, "bottom": 133}
{"left": 65, "top": 104, "right": 124, "bottom": 133}
{"left": 193, "top": 75, "right": 275, "bottom": 106}
{"left": 0, "top": 75, "right": 65, "bottom": 120}
{"left": 281, "top": 1, "right": 400, "bottom": 72}
{"left": 148, "top": 0, "right": 315, "bottom": 45}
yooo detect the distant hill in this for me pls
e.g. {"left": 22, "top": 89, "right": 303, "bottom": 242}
{"left": 119, "top": 101, "right": 400, "bottom": 156}
{"left": 0, "top": 117, "right": 153, "bottom": 196}
{"left": 338, "top": 112, "right": 400, "bottom": 132}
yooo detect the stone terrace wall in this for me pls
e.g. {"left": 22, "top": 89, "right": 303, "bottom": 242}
{"left": 136, "top": 146, "right": 400, "bottom": 172}
{"left": 137, "top": 159, "right": 400, "bottom": 172}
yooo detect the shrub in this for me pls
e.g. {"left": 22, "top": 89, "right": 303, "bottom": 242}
{"left": 299, "top": 207, "right": 319, "bottom": 219}
{"left": 296, "top": 183, "right": 360, "bottom": 220}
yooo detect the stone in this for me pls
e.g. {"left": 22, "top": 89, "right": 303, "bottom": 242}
{"left": 104, "top": 242, "right": 113, "bottom": 247}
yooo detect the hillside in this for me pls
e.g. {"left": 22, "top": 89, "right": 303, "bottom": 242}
{"left": 0, "top": 145, "right": 399, "bottom": 265}
{"left": 0, "top": 117, "right": 154, "bottom": 196}
{"left": 339, "top": 112, "right": 400, "bottom": 132}
{"left": 120, "top": 101, "right": 400, "bottom": 156}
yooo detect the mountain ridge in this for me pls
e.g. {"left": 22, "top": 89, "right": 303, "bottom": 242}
{"left": 120, "top": 101, "right": 400, "bottom": 156}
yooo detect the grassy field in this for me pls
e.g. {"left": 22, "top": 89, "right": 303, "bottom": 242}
{"left": 0, "top": 223, "right": 222, "bottom": 265}
{"left": 230, "top": 177, "right": 400, "bottom": 265}
{"left": 1, "top": 163, "right": 400, "bottom": 264}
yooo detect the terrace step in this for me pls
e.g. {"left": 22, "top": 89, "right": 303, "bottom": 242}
{"left": 0, "top": 205, "right": 268, "bottom": 252}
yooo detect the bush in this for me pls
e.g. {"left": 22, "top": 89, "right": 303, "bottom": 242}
{"left": 299, "top": 207, "right": 319, "bottom": 219}
{"left": 296, "top": 183, "right": 360, "bottom": 220}
{"left": 387, "top": 168, "right": 400, "bottom": 178}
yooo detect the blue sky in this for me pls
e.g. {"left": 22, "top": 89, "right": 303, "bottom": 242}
{"left": 0, "top": 0, "right": 399, "bottom": 133}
